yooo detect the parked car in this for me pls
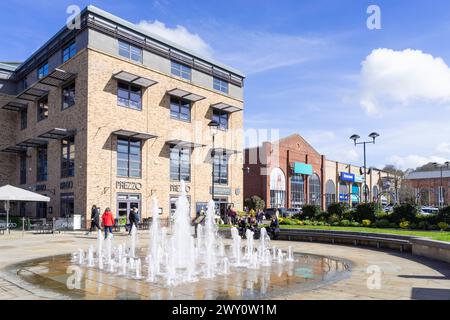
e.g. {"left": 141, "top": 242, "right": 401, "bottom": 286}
{"left": 264, "top": 208, "right": 288, "bottom": 218}
{"left": 420, "top": 206, "right": 439, "bottom": 215}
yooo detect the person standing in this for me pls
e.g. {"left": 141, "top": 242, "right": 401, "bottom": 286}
{"left": 86, "top": 205, "right": 101, "bottom": 235}
{"left": 128, "top": 207, "right": 139, "bottom": 235}
{"left": 101, "top": 208, "right": 115, "bottom": 239}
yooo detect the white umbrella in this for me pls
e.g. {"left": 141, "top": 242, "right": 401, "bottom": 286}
{"left": 0, "top": 185, "right": 50, "bottom": 233}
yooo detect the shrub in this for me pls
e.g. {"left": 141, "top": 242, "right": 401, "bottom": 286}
{"left": 437, "top": 206, "right": 450, "bottom": 224}
{"left": 327, "top": 202, "right": 350, "bottom": 220}
{"left": 389, "top": 222, "right": 398, "bottom": 228}
{"left": 328, "top": 214, "right": 340, "bottom": 224}
{"left": 303, "top": 220, "right": 312, "bottom": 226}
{"left": 332, "top": 222, "right": 340, "bottom": 226}
{"left": 374, "top": 219, "right": 390, "bottom": 228}
{"left": 339, "top": 220, "right": 350, "bottom": 227}
{"left": 354, "top": 203, "right": 381, "bottom": 222}
{"left": 437, "top": 222, "right": 449, "bottom": 231}
{"left": 399, "top": 221, "right": 410, "bottom": 229}
{"left": 301, "top": 205, "right": 321, "bottom": 220}
{"left": 390, "top": 204, "right": 419, "bottom": 224}
{"left": 417, "top": 221, "right": 430, "bottom": 230}
{"left": 362, "top": 219, "right": 371, "bottom": 227}
{"left": 244, "top": 195, "right": 265, "bottom": 211}
{"left": 428, "top": 224, "right": 439, "bottom": 231}
{"left": 350, "top": 221, "right": 360, "bottom": 227}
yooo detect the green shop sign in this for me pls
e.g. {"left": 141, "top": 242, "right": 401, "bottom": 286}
{"left": 293, "top": 162, "right": 313, "bottom": 175}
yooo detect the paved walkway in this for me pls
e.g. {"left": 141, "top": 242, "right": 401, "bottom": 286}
{"left": 0, "top": 230, "right": 449, "bottom": 300}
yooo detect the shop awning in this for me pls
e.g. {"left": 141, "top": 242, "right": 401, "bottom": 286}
{"left": 112, "top": 129, "right": 158, "bottom": 140}
{"left": 15, "top": 87, "right": 48, "bottom": 102}
{"left": 166, "top": 139, "right": 205, "bottom": 148}
{"left": 211, "top": 102, "right": 242, "bottom": 113}
{"left": 1, "top": 101, "right": 28, "bottom": 112}
{"left": 113, "top": 71, "right": 158, "bottom": 88}
{"left": 39, "top": 69, "right": 76, "bottom": 87}
{"left": 0, "top": 146, "right": 27, "bottom": 154}
{"left": 16, "top": 138, "right": 48, "bottom": 148}
{"left": 38, "top": 128, "right": 76, "bottom": 140}
{"left": 167, "top": 88, "right": 205, "bottom": 102}
{"left": 205, "top": 147, "right": 241, "bottom": 162}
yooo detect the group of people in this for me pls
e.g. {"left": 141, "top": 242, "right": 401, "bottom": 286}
{"left": 235, "top": 212, "right": 280, "bottom": 240}
{"left": 86, "top": 205, "right": 141, "bottom": 239}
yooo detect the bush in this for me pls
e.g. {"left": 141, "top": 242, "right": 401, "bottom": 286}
{"left": 327, "top": 202, "right": 350, "bottom": 220}
{"left": 389, "top": 222, "right": 398, "bottom": 229}
{"left": 354, "top": 203, "right": 381, "bottom": 222}
{"left": 390, "top": 204, "right": 419, "bottom": 224}
{"left": 339, "top": 220, "right": 351, "bottom": 227}
{"left": 399, "top": 221, "right": 410, "bottom": 229}
{"left": 244, "top": 195, "right": 265, "bottom": 211}
{"left": 303, "top": 220, "right": 312, "bottom": 226}
{"left": 428, "top": 224, "right": 439, "bottom": 231}
{"left": 417, "top": 221, "right": 430, "bottom": 230}
{"left": 437, "top": 222, "right": 448, "bottom": 231}
{"left": 374, "top": 219, "right": 390, "bottom": 228}
{"left": 301, "top": 205, "right": 321, "bottom": 220}
{"left": 328, "top": 214, "right": 340, "bottom": 224}
{"left": 437, "top": 206, "right": 450, "bottom": 224}
{"left": 362, "top": 219, "right": 371, "bottom": 227}
{"left": 350, "top": 221, "right": 360, "bottom": 227}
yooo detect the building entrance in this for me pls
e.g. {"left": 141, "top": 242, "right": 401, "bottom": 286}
{"left": 117, "top": 193, "right": 141, "bottom": 225}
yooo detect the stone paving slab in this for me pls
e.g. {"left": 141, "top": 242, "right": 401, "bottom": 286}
{"left": 0, "top": 230, "right": 449, "bottom": 300}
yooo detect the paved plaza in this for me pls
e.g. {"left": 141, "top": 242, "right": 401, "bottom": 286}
{"left": 0, "top": 230, "right": 449, "bottom": 300}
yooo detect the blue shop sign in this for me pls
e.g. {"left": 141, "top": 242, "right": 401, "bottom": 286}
{"left": 340, "top": 172, "right": 355, "bottom": 182}
{"left": 293, "top": 162, "right": 313, "bottom": 175}
{"left": 339, "top": 193, "right": 349, "bottom": 201}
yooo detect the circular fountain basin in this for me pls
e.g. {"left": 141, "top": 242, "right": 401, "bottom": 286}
{"left": 6, "top": 250, "right": 351, "bottom": 300}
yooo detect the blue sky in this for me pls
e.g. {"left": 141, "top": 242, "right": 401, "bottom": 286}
{"left": 2, "top": 0, "right": 450, "bottom": 170}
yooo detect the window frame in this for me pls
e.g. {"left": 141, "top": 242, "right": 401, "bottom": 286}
{"left": 170, "top": 145, "right": 191, "bottom": 182}
{"left": 19, "top": 154, "right": 27, "bottom": 185}
{"left": 61, "top": 81, "right": 76, "bottom": 110}
{"left": 213, "top": 77, "right": 229, "bottom": 94}
{"left": 117, "top": 81, "right": 142, "bottom": 110}
{"left": 171, "top": 60, "right": 192, "bottom": 80}
{"left": 60, "top": 192, "right": 75, "bottom": 217}
{"left": 36, "top": 146, "right": 48, "bottom": 182}
{"left": 20, "top": 108, "right": 27, "bottom": 130}
{"left": 61, "top": 136, "right": 75, "bottom": 178}
{"left": 213, "top": 150, "right": 228, "bottom": 185}
{"left": 170, "top": 97, "right": 191, "bottom": 122}
{"left": 117, "top": 138, "right": 142, "bottom": 178}
{"left": 37, "top": 62, "right": 49, "bottom": 80}
{"left": 212, "top": 109, "right": 229, "bottom": 131}
{"left": 62, "top": 40, "right": 77, "bottom": 62}
{"left": 118, "top": 40, "right": 143, "bottom": 63}
{"left": 37, "top": 95, "right": 49, "bottom": 122}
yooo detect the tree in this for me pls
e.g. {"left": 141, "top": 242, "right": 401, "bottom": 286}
{"left": 382, "top": 165, "right": 405, "bottom": 177}
{"left": 415, "top": 162, "right": 439, "bottom": 172}
{"left": 244, "top": 195, "right": 265, "bottom": 211}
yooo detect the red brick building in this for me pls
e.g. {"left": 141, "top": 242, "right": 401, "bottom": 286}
{"left": 403, "top": 170, "right": 450, "bottom": 206}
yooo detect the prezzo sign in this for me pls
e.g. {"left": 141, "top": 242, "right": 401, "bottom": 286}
{"left": 170, "top": 184, "right": 191, "bottom": 193}
{"left": 116, "top": 181, "right": 142, "bottom": 191}
{"left": 340, "top": 172, "right": 355, "bottom": 182}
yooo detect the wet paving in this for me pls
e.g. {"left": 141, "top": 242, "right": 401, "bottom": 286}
{"left": 7, "top": 252, "right": 351, "bottom": 300}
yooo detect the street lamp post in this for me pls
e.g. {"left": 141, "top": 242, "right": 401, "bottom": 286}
{"left": 432, "top": 161, "right": 450, "bottom": 207}
{"left": 208, "top": 120, "right": 219, "bottom": 202}
{"left": 350, "top": 132, "right": 380, "bottom": 203}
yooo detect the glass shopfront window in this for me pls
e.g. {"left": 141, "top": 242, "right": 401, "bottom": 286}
{"left": 117, "top": 194, "right": 141, "bottom": 225}
{"left": 325, "top": 180, "right": 336, "bottom": 209}
{"left": 270, "top": 168, "right": 286, "bottom": 208}
{"left": 60, "top": 193, "right": 74, "bottom": 217}
{"left": 309, "top": 174, "right": 321, "bottom": 206}
{"left": 290, "top": 173, "right": 304, "bottom": 208}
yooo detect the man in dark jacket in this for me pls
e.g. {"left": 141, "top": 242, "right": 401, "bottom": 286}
{"left": 128, "top": 207, "right": 139, "bottom": 235}
{"left": 269, "top": 216, "right": 280, "bottom": 240}
{"left": 86, "top": 205, "right": 101, "bottom": 235}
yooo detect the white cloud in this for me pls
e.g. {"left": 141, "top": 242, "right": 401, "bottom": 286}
{"left": 388, "top": 154, "right": 447, "bottom": 170}
{"left": 359, "top": 48, "right": 450, "bottom": 115}
{"left": 436, "top": 142, "right": 450, "bottom": 154}
{"left": 137, "top": 20, "right": 214, "bottom": 58}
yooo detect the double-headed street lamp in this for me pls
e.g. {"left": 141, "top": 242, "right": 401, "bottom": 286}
{"left": 350, "top": 132, "right": 380, "bottom": 203}
{"left": 208, "top": 120, "right": 220, "bottom": 202}
{"left": 432, "top": 161, "right": 450, "bottom": 207}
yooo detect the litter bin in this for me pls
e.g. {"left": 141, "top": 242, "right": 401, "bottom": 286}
{"left": 73, "top": 214, "right": 82, "bottom": 230}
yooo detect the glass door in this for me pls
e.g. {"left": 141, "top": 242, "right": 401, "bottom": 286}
{"left": 116, "top": 193, "right": 141, "bottom": 225}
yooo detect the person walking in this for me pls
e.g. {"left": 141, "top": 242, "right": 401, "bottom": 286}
{"left": 86, "top": 205, "right": 101, "bottom": 235}
{"left": 101, "top": 208, "right": 115, "bottom": 239}
{"left": 128, "top": 207, "right": 139, "bottom": 235}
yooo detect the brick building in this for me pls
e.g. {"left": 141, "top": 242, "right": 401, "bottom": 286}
{"left": 403, "top": 170, "right": 450, "bottom": 206}
{"left": 244, "top": 134, "right": 396, "bottom": 210}
{"left": 0, "top": 6, "right": 244, "bottom": 225}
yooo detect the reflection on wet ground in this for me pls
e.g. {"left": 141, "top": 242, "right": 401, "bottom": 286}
{"left": 8, "top": 252, "right": 351, "bottom": 300}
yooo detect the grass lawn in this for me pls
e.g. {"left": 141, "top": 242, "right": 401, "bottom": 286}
{"left": 219, "top": 224, "right": 450, "bottom": 242}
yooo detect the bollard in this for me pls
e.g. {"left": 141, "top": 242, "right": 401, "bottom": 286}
{"left": 22, "top": 217, "right": 25, "bottom": 237}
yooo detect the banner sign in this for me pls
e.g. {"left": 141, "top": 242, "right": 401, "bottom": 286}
{"left": 293, "top": 162, "right": 313, "bottom": 175}
{"left": 340, "top": 172, "right": 355, "bottom": 182}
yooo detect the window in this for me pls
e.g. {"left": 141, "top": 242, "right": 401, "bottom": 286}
{"left": 36, "top": 147, "right": 48, "bottom": 182}
{"left": 212, "top": 109, "right": 229, "bottom": 130}
{"left": 171, "top": 61, "right": 191, "bottom": 80}
{"left": 117, "top": 82, "right": 142, "bottom": 110}
{"left": 170, "top": 97, "right": 191, "bottom": 121}
{"left": 37, "top": 96, "right": 48, "bottom": 122}
{"left": 118, "top": 40, "right": 142, "bottom": 63}
{"left": 213, "top": 151, "right": 228, "bottom": 185}
{"left": 61, "top": 137, "right": 75, "bottom": 178}
{"left": 170, "top": 146, "right": 191, "bottom": 182}
{"left": 63, "top": 41, "right": 77, "bottom": 62}
{"left": 270, "top": 168, "right": 286, "bottom": 208}
{"left": 21, "top": 78, "right": 27, "bottom": 90}
{"left": 36, "top": 202, "right": 47, "bottom": 218}
{"left": 37, "top": 62, "right": 49, "bottom": 79}
{"left": 308, "top": 174, "right": 321, "bottom": 206}
{"left": 117, "top": 138, "right": 141, "bottom": 178}
{"left": 20, "top": 109, "right": 27, "bottom": 130}
{"left": 339, "top": 182, "right": 348, "bottom": 202}
{"left": 62, "top": 82, "right": 75, "bottom": 110}
{"left": 20, "top": 154, "right": 27, "bottom": 185}
{"left": 60, "top": 193, "right": 74, "bottom": 217}
{"left": 213, "top": 77, "right": 229, "bottom": 94}
{"left": 325, "top": 180, "right": 336, "bottom": 209}
{"left": 290, "top": 174, "right": 305, "bottom": 208}
{"left": 373, "top": 186, "right": 379, "bottom": 202}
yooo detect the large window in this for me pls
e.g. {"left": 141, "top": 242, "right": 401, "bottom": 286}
{"left": 339, "top": 182, "right": 348, "bottom": 202}
{"left": 373, "top": 185, "right": 379, "bottom": 202}
{"left": 117, "top": 82, "right": 142, "bottom": 110}
{"left": 171, "top": 61, "right": 191, "bottom": 80}
{"left": 36, "top": 202, "right": 47, "bottom": 218}
{"left": 37, "top": 96, "right": 48, "bottom": 122}
{"left": 36, "top": 147, "right": 47, "bottom": 182}
{"left": 213, "top": 77, "right": 229, "bottom": 94}
{"left": 60, "top": 193, "right": 74, "bottom": 217}
{"left": 62, "top": 81, "right": 75, "bottom": 110}
{"left": 117, "top": 138, "right": 141, "bottom": 178}
{"left": 20, "top": 109, "right": 27, "bottom": 130}
{"left": 290, "top": 174, "right": 305, "bottom": 208}
{"left": 63, "top": 41, "right": 77, "bottom": 62}
{"left": 170, "top": 146, "right": 191, "bottom": 182}
{"left": 308, "top": 174, "right": 321, "bottom": 206}
{"left": 37, "top": 62, "right": 49, "bottom": 80}
{"left": 19, "top": 154, "right": 27, "bottom": 185}
{"left": 212, "top": 109, "right": 229, "bottom": 130}
{"left": 325, "top": 180, "right": 336, "bottom": 209}
{"left": 61, "top": 137, "right": 75, "bottom": 178}
{"left": 118, "top": 40, "right": 142, "bottom": 63}
{"left": 213, "top": 151, "right": 228, "bottom": 185}
{"left": 270, "top": 168, "right": 286, "bottom": 208}
{"left": 170, "top": 97, "right": 191, "bottom": 122}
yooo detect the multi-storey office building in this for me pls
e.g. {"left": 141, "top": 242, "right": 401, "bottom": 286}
{"left": 243, "top": 134, "right": 397, "bottom": 210}
{"left": 0, "top": 6, "right": 244, "bottom": 224}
